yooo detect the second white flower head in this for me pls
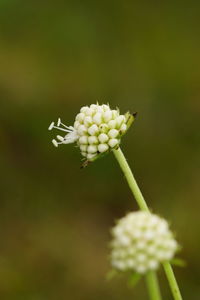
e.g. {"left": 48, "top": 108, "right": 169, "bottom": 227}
{"left": 110, "top": 211, "right": 178, "bottom": 274}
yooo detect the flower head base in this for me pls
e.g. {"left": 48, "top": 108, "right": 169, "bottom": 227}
{"left": 110, "top": 211, "right": 178, "bottom": 274}
{"left": 48, "top": 104, "right": 135, "bottom": 164}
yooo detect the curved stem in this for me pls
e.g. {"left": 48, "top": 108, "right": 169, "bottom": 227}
{"left": 146, "top": 271, "right": 162, "bottom": 300}
{"left": 113, "top": 147, "right": 182, "bottom": 300}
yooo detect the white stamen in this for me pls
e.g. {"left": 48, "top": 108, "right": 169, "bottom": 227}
{"left": 52, "top": 126, "right": 73, "bottom": 133}
{"left": 48, "top": 122, "right": 55, "bottom": 130}
{"left": 57, "top": 118, "right": 61, "bottom": 126}
{"left": 57, "top": 135, "right": 64, "bottom": 141}
{"left": 57, "top": 118, "right": 74, "bottom": 130}
{"left": 52, "top": 139, "right": 58, "bottom": 147}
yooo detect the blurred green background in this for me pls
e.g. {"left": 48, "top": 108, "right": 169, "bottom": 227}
{"left": 0, "top": 1, "right": 200, "bottom": 299}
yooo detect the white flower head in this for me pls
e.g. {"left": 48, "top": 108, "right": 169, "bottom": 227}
{"left": 48, "top": 103, "right": 136, "bottom": 165}
{"left": 110, "top": 211, "right": 178, "bottom": 274}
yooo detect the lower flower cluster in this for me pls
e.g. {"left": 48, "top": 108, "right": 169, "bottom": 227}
{"left": 110, "top": 211, "right": 178, "bottom": 274}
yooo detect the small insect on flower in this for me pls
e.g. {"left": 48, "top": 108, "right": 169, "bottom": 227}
{"left": 48, "top": 103, "right": 136, "bottom": 166}
{"left": 110, "top": 211, "right": 178, "bottom": 274}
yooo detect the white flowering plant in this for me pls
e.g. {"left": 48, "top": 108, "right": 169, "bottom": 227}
{"left": 48, "top": 103, "right": 136, "bottom": 166}
{"left": 48, "top": 103, "right": 183, "bottom": 300}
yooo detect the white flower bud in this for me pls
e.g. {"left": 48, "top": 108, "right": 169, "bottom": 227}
{"left": 80, "top": 106, "right": 88, "bottom": 113}
{"left": 102, "top": 104, "right": 110, "bottom": 111}
{"left": 98, "top": 143, "right": 109, "bottom": 153}
{"left": 96, "top": 106, "right": 104, "bottom": 113}
{"left": 79, "top": 136, "right": 88, "bottom": 144}
{"left": 88, "top": 124, "right": 99, "bottom": 135}
{"left": 103, "top": 110, "right": 113, "bottom": 122}
{"left": 90, "top": 104, "right": 98, "bottom": 110}
{"left": 84, "top": 116, "right": 93, "bottom": 127}
{"left": 110, "top": 211, "right": 178, "bottom": 274}
{"left": 78, "top": 125, "right": 87, "bottom": 135}
{"left": 88, "top": 136, "right": 98, "bottom": 144}
{"left": 120, "top": 123, "right": 127, "bottom": 133}
{"left": 74, "top": 121, "right": 80, "bottom": 129}
{"left": 108, "top": 120, "right": 117, "bottom": 129}
{"left": 76, "top": 113, "right": 85, "bottom": 123}
{"left": 87, "top": 145, "right": 98, "bottom": 154}
{"left": 112, "top": 110, "right": 119, "bottom": 119}
{"left": 80, "top": 145, "right": 87, "bottom": 152}
{"left": 108, "top": 129, "right": 119, "bottom": 138}
{"left": 93, "top": 113, "right": 102, "bottom": 125}
{"left": 116, "top": 115, "right": 125, "bottom": 127}
{"left": 98, "top": 133, "right": 109, "bottom": 143}
{"left": 108, "top": 139, "right": 119, "bottom": 148}
{"left": 85, "top": 108, "right": 94, "bottom": 116}
{"left": 99, "top": 123, "right": 109, "bottom": 133}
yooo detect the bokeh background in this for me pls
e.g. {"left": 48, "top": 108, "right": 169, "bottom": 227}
{"left": 0, "top": 1, "right": 200, "bottom": 299}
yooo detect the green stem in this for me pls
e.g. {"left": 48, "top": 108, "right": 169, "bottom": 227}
{"left": 146, "top": 271, "right": 162, "bottom": 300}
{"left": 163, "top": 262, "right": 182, "bottom": 300}
{"left": 113, "top": 147, "right": 149, "bottom": 211}
{"left": 113, "top": 147, "right": 182, "bottom": 300}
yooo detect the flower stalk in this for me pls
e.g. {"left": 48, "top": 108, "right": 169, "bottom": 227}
{"left": 113, "top": 147, "right": 182, "bottom": 300}
{"left": 146, "top": 271, "right": 162, "bottom": 300}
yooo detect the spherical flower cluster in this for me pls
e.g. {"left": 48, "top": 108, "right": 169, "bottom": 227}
{"left": 110, "top": 211, "right": 178, "bottom": 274}
{"left": 48, "top": 103, "right": 135, "bottom": 162}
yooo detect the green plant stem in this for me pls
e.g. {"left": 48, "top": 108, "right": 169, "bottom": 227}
{"left": 163, "top": 262, "right": 182, "bottom": 300}
{"left": 113, "top": 147, "right": 182, "bottom": 300}
{"left": 146, "top": 271, "right": 162, "bottom": 300}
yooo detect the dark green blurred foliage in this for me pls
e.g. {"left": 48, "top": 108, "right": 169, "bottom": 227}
{"left": 0, "top": 1, "right": 200, "bottom": 299}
